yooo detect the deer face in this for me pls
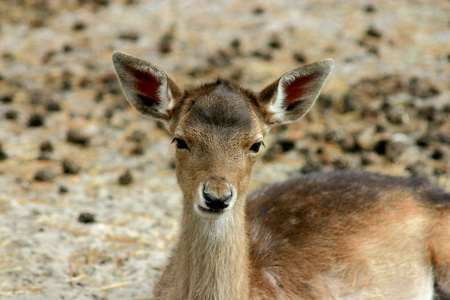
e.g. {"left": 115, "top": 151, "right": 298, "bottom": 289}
{"left": 112, "top": 51, "right": 333, "bottom": 220}
{"left": 171, "top": 82, "right": 266, "bottom": 219}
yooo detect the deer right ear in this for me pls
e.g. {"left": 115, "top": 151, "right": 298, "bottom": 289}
{"left": 258, "top": 59, "right": 334, "bottom": 127}
{"left": 112, "top": 51, "right": 182, "bottom": 122}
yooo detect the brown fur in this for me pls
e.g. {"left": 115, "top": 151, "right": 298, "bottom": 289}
{"left": 112, "top": 52, "right": 450, "bottom": 299}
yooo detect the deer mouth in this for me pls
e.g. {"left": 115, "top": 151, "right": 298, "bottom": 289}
{"left": 195, "top": 203, "right": 226, "bottom": 215}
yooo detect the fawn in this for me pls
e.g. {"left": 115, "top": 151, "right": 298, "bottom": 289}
{"left": 112, "top": 51, "right": 450, "bottom": 300}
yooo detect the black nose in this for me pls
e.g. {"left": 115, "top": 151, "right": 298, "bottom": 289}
{"left": 203, "top": 189, "right": 231, "bottom": 210}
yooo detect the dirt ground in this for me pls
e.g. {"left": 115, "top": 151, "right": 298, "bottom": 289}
{"left": 0, "top": 0, "right": 449, "bottom": 299}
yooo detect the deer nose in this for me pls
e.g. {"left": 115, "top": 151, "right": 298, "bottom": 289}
{"left": 203, "top": 188, "right": 232, "bottom": 210}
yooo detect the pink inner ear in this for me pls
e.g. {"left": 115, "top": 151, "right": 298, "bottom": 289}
{"left": 130, "top": 67, "right": 161, "bottom": 105}
{"left": 283, "top": 74, "right": 317, "bottom": 105}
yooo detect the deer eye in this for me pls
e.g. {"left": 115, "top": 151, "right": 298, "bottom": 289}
{"left": 172, "top": 138, "right": 190, "bottom": 151}
{"left": 249, "top": 141, "right": 265, "bottom": 153}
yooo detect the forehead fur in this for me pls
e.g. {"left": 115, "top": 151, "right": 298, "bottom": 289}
{"left": 182, "top": 80, "right": 256, "bottom": 132}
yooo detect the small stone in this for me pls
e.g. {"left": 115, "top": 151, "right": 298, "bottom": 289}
{"left": 40, "top": 141, "right": 54, "bottom": 153}
{"left": 159, "top": 28, "right": 174, "bottom": 54}
{"left": 387, "top": 106, "right": 409, "bottom": 125}
{"left": 118, "top": 31, "right": 140, "bottom": 42}
{"left": 95, "top": 92, "right": 104, "bottom": 103}
{"left": 131, "top": 144, "right": 145, "bottom": 156}
{"left": 104, "top": 108, "right": 114, "bottom": 121}
{"left": 277, "top": 139, "right": 295, "bottom": 153}
{"left": 59, "top": 185, "right": 69, "bottom": 194}
{"left": 5, "top": 109, "right": 18, "bottom": 120}
{"left": 72, "top": 21, "right": 86, "bottom": 31}
{"left": 374, "top": 139, "right": 388, "bottom": 156}
{"left": 366, "top": 26, "right": 382, "bottom": 39}
{"left": 127, "top": 129, "right": 147, "bottom": 143}
{"left": 27, "top": 113, "right": 45, "bottom": 127}
{"left": 361, "top": 151, "right": 377, "bottom": 166}
{"left": 62, "top": 44, "right": 73, "bottom": 53}
{"left": 416, "top": 135, "right": 432, "bottom": 147}
{"left": 67, "top": 130, "right": 90, "bottom": 146}
{"left": 251, "top": 50, "right": 272, "bottom": 61}
{"left": 268, "top": 35, "right": 282, "bottom": 49}
{"left": 118, "top": 170, "right": 133, "bottom": 185}
{"left": 62, "top": 159, "right": 81, "bottom": 174}
{"left": 293, "top": 52, "right": 307, "bottom": 64}
{"left": 34, "top": 169, "right": 55, "bottom": 182}
{"left": 364, "top": 4, "right": 376, "bottom": 13}
{"left": 230, "top": 39, "right": 241, "bottom": 52}
{"left": 300, "top": 155, "right": 322, "bottom": 174}
{"left": 252, "top": 6, "right": 265, "bottom": 15}
{"left": 355, "top": 126, "right": 376, "bottom": 150}
{"left": 0, "top": 143, "right": 7, "bottom": 161}
{"left": 338, "top": 135, "right": 358, "bottom": 152}
{"left": 431, "top": 149, "right": 444, "bottom": 160}
{"left": 46, "top": 101, "right": 61, "bottom": 112}
{"left": 332, "top": 158, "right": 351, "bottom": 170}
{"left": 1, "top": 94, "right": 13, "bottom": 103}
{"left": 78, "top": 212, "right": 95, "bottom": 224}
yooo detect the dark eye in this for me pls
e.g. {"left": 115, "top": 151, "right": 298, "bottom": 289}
{"left": 249, "top": 141, "right": 264, "bottom": 153}
{"left": 172, "top": 138, "right": 190, "bottom": 151}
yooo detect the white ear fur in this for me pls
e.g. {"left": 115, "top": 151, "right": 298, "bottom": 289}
{"left": 112, "top": 51, "right": 179, "bottom": 122}
{"left": 262, "top": 59, "right": 334, "bottom": 127}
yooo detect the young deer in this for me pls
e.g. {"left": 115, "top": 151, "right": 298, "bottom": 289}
{"left": 112, "top": 51, "right": 450, "bottom": 300}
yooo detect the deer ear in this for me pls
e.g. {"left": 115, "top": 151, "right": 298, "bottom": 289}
{"left": 112, "top": 51, "right": 182, "bottom": 122}
{"left": 259, "top": 59, "right": 334, "bottom": 127}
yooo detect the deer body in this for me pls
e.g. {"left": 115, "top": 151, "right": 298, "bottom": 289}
{"left": 112, "top": 52, "right": 450, "bottom": 300}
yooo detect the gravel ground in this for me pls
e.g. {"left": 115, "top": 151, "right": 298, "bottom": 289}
{"left": 0, "top": 0, "right": 449, "bottom": 299}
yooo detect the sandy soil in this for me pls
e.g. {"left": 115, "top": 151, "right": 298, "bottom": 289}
{"left": 0, "top": 0, "right": 448, "bottom": 299}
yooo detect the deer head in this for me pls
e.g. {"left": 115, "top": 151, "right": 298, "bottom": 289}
{"left": 113, "top": 51, "right": 333, "bottom": 220}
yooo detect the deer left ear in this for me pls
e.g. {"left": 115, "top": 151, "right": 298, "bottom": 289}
{"left": 258, "top": 59, "right": 334, "bottom": 127}
{"left": 112, "top": 51, "right": 182, "bottom": 123}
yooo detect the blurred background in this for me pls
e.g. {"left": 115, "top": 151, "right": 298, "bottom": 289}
{"left": 0, "top": 0, "right": 448, "bottom": 299}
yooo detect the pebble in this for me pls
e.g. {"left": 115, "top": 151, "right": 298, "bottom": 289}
{"left": 5, "top": 109, "right": 18, "bottom": 120}
{"left": 300, "top": 154, "right": 322, "bottom": 174}
{"left": 59, "top": 185, "right": 69, "bottom": 194}
{"left": 27, "top": 113, "right": 45, "bottom": 127}
{"left": 127, "top": 129, "right": 147, "bottom": 143}
{"left": 40, "top": 141, "right": 54, "bottom": 153}
{"left": 0, "top": 143, "right": 7, "bottom": 160}
{"left": 78, "top": 212, "right": 96, "bottom": 224}
{"left": 67, "top": 130, "right": 90, "bottom": 146}
{"left": 159, "top": 27, "right": 175, "bottom": 54}
{"left": 118, "top": 170, "right": 133, "bottom": 185}
{"left": 355, "top": 126, "right": 376, "bottom": 150}
{"left": 118, "top": 31, "right": 140, "bottom": 42}
{"left": 1, "top": 94, "right": 13, "bottom": 103}
{"left": 268, "top": 35, "right": 282, "bottom": 49}
{"left": 131, "top": 144, "right": 145, "bottom": 156}
{"left": 364, "top": 4, "right": 377, "bottom": 13}
{"left": 366, "top": 26, "right": 382, "bottom": 38}
{"left": 34, "top": 169, "right": 55, "bottom": 182}
{"left": 277, "top": 139, "right": 295, "bottom": 153}
{"left": 332, "top": 158, "right": 352, "bottom": 170}
{"left": 293, "top": 52, "right": 307, "bottom": 64}
{"left": 46, "top": 101, "right": 61, "bottom": 112}
{"left": 62, "top": 159, "right": 81, "bottom": 174}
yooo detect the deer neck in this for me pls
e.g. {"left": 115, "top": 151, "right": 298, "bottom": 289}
{"left": 175, "top": 196, "right": 250, "bottom": 300}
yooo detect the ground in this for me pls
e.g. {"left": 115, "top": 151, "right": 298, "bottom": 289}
{"left": 0, "top": 0, "right": 448, "bottom": 299}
